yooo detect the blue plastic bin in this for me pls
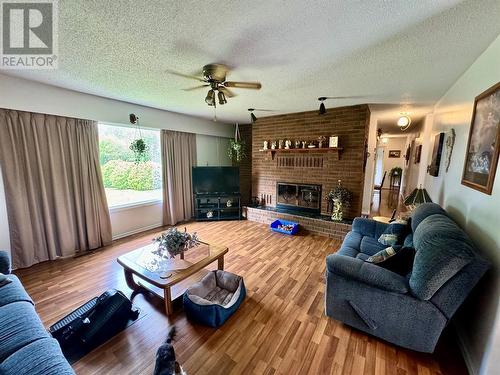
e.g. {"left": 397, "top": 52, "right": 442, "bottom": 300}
{"left": 270, "top": 219, "right": 299, "bottom": 235}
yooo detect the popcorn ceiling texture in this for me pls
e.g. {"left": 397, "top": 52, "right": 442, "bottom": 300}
{"left": 3, "top": 0, "right": 500, "bottom": 123}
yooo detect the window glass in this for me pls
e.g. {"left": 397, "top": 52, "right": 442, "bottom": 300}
{"left": 98, "top": 123, "right": 161, "bottom": 208}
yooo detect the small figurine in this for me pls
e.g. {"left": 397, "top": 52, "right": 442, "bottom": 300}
{"left": 295, "top": 140, "right": 301, "bottom": 149}
{"left": 278, "top": 140, "right": 284, "bottom": 149}
{"left": 263, "top": 140, "right": 268, "bottom": 150}
{"left": 285, "top": 140, "right": 292, "bottom": 149}
{"left": 271, "top": 141, "right": 277, "bottom": 150}
{"left": 301, "top": 141, "right": 306, "bottom": 149}
{"left": 318, "top": 136, "right": 327, "bottom": 148}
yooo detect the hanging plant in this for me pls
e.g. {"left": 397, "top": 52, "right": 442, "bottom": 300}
{"left": 129, "top": 113, "right": 148, "bottom": 163}
{"left": 228, "top": 123, "right": 246, "bottom": 163}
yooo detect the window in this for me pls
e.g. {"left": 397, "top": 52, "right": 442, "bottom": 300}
{"left": 98, "top": 123, "right": 162, "bottom": 209}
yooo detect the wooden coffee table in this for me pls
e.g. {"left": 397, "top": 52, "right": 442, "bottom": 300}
{"left": 117, "top": 241, "right": 228, "bottom": 315}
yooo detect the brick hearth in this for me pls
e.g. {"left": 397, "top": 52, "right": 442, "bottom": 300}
{"left": 243, "top": 206, "right": 352, "bottom": 240}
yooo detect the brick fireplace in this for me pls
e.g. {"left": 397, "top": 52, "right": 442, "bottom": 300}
{"left": 251, "top": 105, "right": 370, "bottom": 219}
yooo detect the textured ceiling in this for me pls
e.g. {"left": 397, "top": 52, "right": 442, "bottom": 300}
{"left": 3, "top": 0, "right": 500, "bottom": 126}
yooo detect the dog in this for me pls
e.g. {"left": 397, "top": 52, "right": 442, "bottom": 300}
{"left": 153, "top": 326, "right": 186, "bottom": 375}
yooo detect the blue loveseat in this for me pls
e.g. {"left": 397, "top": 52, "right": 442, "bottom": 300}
{"left": 325, "top": 203, "right": 489, "bottom": 353}
{"left": 0, "top": 251, "right": 75, "bottom": 375}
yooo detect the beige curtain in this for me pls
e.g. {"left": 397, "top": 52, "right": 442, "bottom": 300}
{"left": 161, "top": 130, "right": 196, "bottom": 225}
{"left": 0, "top": 109, "right": 112, "bottom": 269}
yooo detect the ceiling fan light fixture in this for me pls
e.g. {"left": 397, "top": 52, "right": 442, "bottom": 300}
{"left": 217, "top": 91, "right": 227, "bottom": 105}
{"left": 205, "top": 89, "right": 215, "bottom": 106}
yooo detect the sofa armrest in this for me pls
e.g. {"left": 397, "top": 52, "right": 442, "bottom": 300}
{"left": 0, "top": 250, "right": 11, "bottom": 274}
{"left": 326, "top": 254, "right": 409, "bottom": 293}
{"left": 352, "top": 217, "right": 389, "bottom": 239}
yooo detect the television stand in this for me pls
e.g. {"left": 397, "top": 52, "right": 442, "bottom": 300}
{"left": 193, "top": 193, "right": 241, "bottom": 221}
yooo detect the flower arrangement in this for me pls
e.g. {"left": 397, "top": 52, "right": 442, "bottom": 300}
{"left": 327, "top": 180, "right": 352, "bottom": 206}
{"left": 153, "top": 227, "right": 200, "bottom": 259}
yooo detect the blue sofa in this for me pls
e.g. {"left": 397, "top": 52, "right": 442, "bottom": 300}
{"left": 0, "top": 251, "right": 75, "bottom": 375}
{"left": 325, "top": 203, "right": 489, "bottom": 353}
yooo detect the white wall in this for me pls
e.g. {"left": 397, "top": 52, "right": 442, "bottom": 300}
{"left": 423, "top": 35, "right": 500, "bottom": 375}
{"left": 0, "top": 74, "right": 235, "bottom": 254}
{"left": 361, "top": 113, "right": 379, "bottom": 215}
{"left": 196, "top": 134, "right": 232, "bottom": 166}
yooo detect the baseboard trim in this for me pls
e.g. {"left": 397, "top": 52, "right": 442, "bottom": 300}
{"left": 455, "top": 324, "right": 477, "bottom": 375}
{"left": 112, "top": 222, "right": 163, "bottom": 241}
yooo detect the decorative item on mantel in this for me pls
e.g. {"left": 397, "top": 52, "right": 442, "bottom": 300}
{"left": 318, "top": 136, "right": 327, "bottom": 148}
{"left": 329, "top": 135, "right": 339, "bottom": 148}
{"left": 295, "top": 140, "right": 301, "bottom": 149}
{"left": 271, "top": 141, "right": 277, "bottom": 150}
{"left": 327, "top": 180, "right": 352, "bottom": 222}
{"left": 153, "top": 227, "right": 200, "bottom": 259}
{"left": 263, "top": 140, "right": 268, "bottom": 150}
{"left": 285, "top": 140, "right": 292, "bottom": 149}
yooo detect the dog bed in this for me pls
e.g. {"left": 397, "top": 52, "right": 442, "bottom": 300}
{"left": 183, "top": 270, "right": 246, "bottom": 327}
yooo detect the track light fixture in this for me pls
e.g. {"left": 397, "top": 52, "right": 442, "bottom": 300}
{"left": 248, "top": 108, "right": 257, "bottom": 123}
{"left": 205, "top": 89, "right": 215, "bottom": 106}
{"left": 318, "top": 97, "right": 327, "bottom": 115}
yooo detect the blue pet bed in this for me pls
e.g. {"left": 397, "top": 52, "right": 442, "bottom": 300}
{"left": 183, "top": 270, "right": 246, "bottom": 327}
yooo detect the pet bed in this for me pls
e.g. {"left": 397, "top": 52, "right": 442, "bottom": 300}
{"left": 183, "top": 270, "right": 246, "bottom": 327}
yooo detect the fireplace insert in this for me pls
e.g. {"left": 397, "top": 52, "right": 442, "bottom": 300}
{"left": 276, "top": 182, "right": 321, "bottom": 214}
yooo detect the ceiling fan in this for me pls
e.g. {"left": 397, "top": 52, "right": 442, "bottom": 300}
{"left": 167, "top": 64, "right": 262, "bottom": 107}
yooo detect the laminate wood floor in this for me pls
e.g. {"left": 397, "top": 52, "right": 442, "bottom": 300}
{"left": 15, "top": 220, "right": 467, "bottom": 375}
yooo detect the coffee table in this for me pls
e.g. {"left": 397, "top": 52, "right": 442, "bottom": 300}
{"left": 117, "top": 241, "right": 228, "bottom": 315}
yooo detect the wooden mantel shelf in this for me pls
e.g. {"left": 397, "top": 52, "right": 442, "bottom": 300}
{"left": 260, "top": 147, "right": 343, "bottom": 160}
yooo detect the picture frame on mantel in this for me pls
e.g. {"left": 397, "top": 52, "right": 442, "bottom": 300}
{"left": 461, "top": 81, "right": 500, "bottom": 195}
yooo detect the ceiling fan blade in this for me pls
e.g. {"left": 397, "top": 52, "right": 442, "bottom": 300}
{"left": 166, "top": 69, "right": 205, "bottom": 82}
{"left": 224, "top": 81, "right": 262, "bottom": 90}
{"left": 218, "top": 86, "right": 236, "bottom": 98}
{"left": 182, "top": 84, "right": 209, "bottom": 91}
{"left": 323, "top": 95, "right": 367, "bottom": 99}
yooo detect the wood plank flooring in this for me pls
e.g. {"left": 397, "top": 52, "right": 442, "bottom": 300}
{"left": 15, "top": 220, "right": 467, "bottom": 375}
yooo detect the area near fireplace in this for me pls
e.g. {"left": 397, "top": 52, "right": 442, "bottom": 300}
{"left": 251, "top": 104, "right": 370, "bottom": 219}
{"left": 276, "top": 182, "right": 321, "bottom": 214}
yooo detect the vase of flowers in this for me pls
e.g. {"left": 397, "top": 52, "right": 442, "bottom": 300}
{"left": 327, "top": 180, "right": 352, "bottom": 222}
{"left": 153, "top": 227, "right": 199, "bottom": 259}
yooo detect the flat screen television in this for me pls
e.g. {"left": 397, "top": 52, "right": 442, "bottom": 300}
{"left": 192, "top": 166, "right": 240, "bottom": 194}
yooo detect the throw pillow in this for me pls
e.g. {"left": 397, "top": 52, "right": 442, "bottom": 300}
{"left": 366, "top": 246, "right": 400, "bottom": 263}
{"left": 377, "top": 247, "right": 416, "bottom": 276}
{"left": 366, "top": 247, "right": 416, "bottom": 276}
{"left": 0, "top": 272, "right": 12, "bottom": 288}
{"left": 378, "top": 219, "right": 410, "bottom": 246}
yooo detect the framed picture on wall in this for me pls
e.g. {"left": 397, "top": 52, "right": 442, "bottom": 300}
{"left": 388, "top": 150, "right": 401, "bottom": 158}
{"left": 428, "top": 133, "right": 445, "bottom": 177}
{"left": 462, "top": 81, "right": 500, "bottom": 195}
{"left": 415, "top": 145, "right": 422, "bottom": 164}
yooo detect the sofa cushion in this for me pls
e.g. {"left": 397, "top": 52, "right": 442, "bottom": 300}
{"left": 0, "top": 251, "right": 10, "bottom": 275}
{"left": 360, "top": 236, "right": 386, "bottom": 256}
{"left": 411, "top": 203, "right": 446, "bottom": 232}
{"left": 337, "top": 245, "right": 360, "bottom": 258}
{"left": 0, "top": 273, "right": 12, "bottom": 288}
{"left": 0, "top": 337, "right": 75, "bottom": 375}
{"left": 356, "top": 253, "right": 370, "bottom": 261}
{"left": 0, "top": 275, "right": 33, "bottom": 308}
{"left": 0, "top": 301, "right": 50, "bottom": 361}
{"left": 378, "top": 220, "right": 410, "bottom": 246}
{"left": 342, "top": 231, "right": 362, "bottom": 250}
{"left": 410, "top": 214, "right": 476, "bottom": 300}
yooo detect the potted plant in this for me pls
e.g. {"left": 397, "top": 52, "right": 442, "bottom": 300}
{"left": 327, "top": 180, "right": 352, "bottom": 222}
{"left": 228, "top": 123, "right": 246, "bottom": 163}
{"left": 390, "top": 167, "right": 402, "bottom": 177}
{"left": 129, "top": 113, "right": 148, "bottom": 163}
{"left": 153, "top": 227, "right": 200, "bottom": 259}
